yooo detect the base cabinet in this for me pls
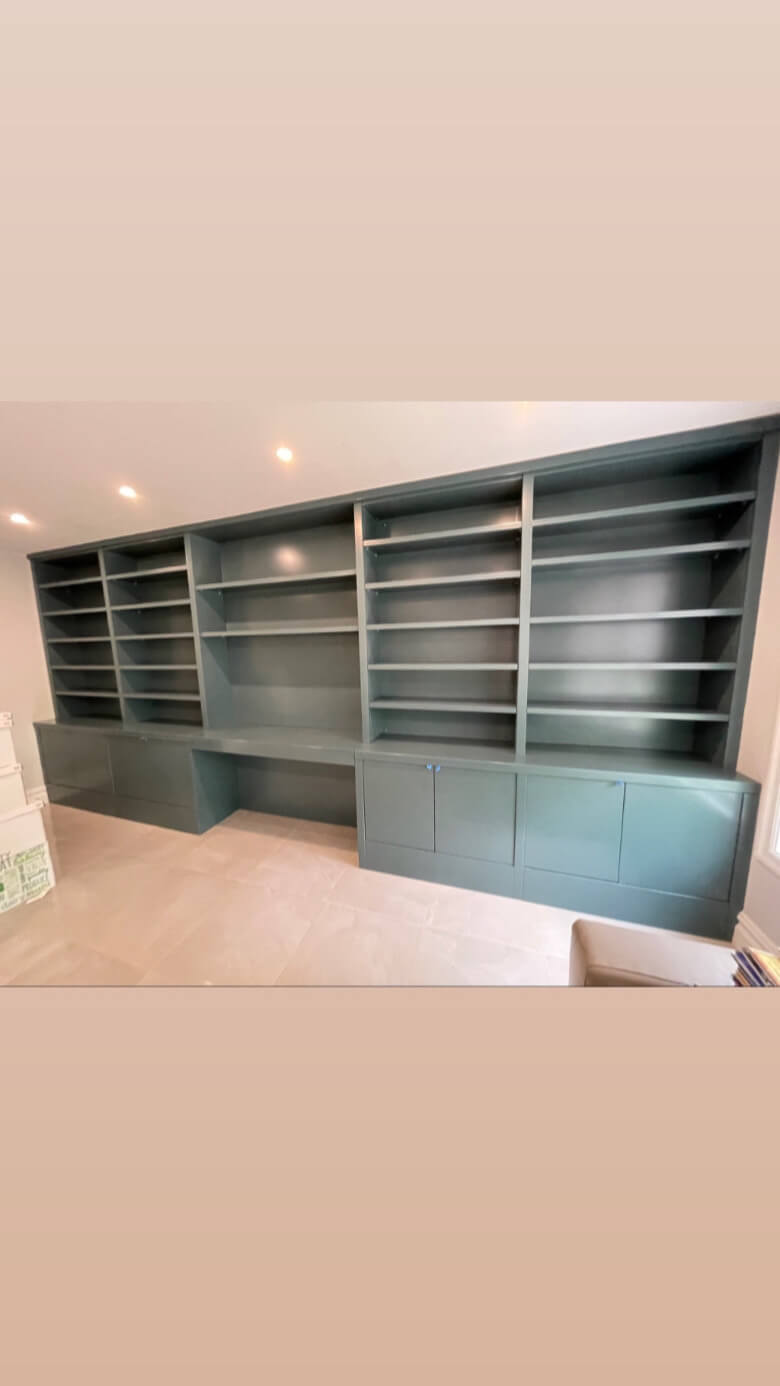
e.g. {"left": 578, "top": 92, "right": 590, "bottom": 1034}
{"left": 363, "top": 760, "right": 434, "bottom": 851}
{"left": 358, "top": 753, "right": 755, "bottom": 939}
{"left": 619, "top": 784, "right": 742, "bottom": 902}
{"left": 360, "top": 757, "right": 519, "bottom": 896}
{"left": 36, "top": 724, "right": 203, "bottom": 833}
{"left": 524, "top": 775, "right": 624, "bottom": 881}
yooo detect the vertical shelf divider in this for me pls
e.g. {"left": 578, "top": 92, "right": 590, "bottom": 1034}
{"left": 98, "top": 548, "right": 127, "bottom": 725}
{"left": 515, "top": 473, "right": 534, "bottom": 757}
{"left": 723, "top": 430, "right": 779, "bottom": 769}
{"left": 187, "top": 532, "right": 231, "bottom": 731}
{"left": 183, "top": 532, "right": 208, "bottom": 729}
{"left": 353, "top": 502, "right": 372, "bottom": 744}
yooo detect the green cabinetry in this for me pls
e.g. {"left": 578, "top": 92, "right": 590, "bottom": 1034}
{"left": 524, "top": 775, "right": 624, "bottom": 880}
{"left": 363, "top": 760, "right": 434, "bottom": 851}
{"left": 619, "top": 784, "right": 742, "bottom": 901}
{"left": 31, "top": 414, "right": 777, "bottom": 940}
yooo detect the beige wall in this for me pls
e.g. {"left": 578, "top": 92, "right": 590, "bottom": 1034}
{"left": 737, "top": 459, "right": 780, "bottom": 945}
{"left": 0, "top": 543, "right": 53, "bottom": 790}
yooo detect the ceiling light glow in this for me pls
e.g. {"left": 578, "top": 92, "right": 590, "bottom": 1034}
{"left": 276, "top": 446, "right": 294, "bottom": 463}
{"left": 10, "top": 513, "right": 30, "bottom": 525}
{"left": 119, "top": 485, "right": 138, "bottom": 499}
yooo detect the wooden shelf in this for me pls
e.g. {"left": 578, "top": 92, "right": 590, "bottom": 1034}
{"left": 530, "top": 608, "right": 744, "bottom": 624}
{"left": 202, "top": 622, "right": 359, "bottom": 638}
{"left": 369, "top": 662, "right": 519, "bottom": 671}
{"left": 111, "top": 599, "right": 192, "bottom": 611}
{"left": 47, "top": 636, "right": 113, "bottom": 645}
{"left": 108, "top": 564, "right": 187, "bottom": 580}
{"left": 39, "top": 576, "right": 103, "bottom": 590}
{"left": 116, "top": 633, "right": 195, "bottom": 642}
{"left": 366, "top": 569, "right": 521, "bottom": 591}
{"left": 527, "top": 703, "right": 730, "bottom": 721}
{"left": 532, "top": 490, "right": 756, "bottom": 533}
{"left": 529, "top": 662, "right": 737, "bottom": 671}
{"left": 123, "top": 692, "right": 202, "bottom": 703}
{"left": 371, "top": 698, "right": 517, "bottom": 714}
{"left": 197, "top": 568, "right": 357, "bottom": 591}
{"left": 56, "top": 690, "right": 120, "bottom": 700}
{"left": 368, "top": 617, "right": 520, "bottom": 631}
{"left": 44, "top": 606, "right": 107, "bottom": 616}
{"left": 532, "top": 539, "right": 751, "bottom": 569}
{"left": 364, "top": 520, "right": 522, "bottom": 551}
{"left": 118, "top": 663, "right": 198, "bottom": 671}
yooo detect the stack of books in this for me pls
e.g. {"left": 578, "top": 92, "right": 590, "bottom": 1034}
{"left": 733, "top": 948, "right": 780, "bottom": 987}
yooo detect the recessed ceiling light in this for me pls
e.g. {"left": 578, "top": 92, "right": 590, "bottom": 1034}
{"left": 118, "top": 485, "right": 138, "bottom": 499}
{"left": 276, "top": 446, "right": 294, "bottom": 463}
{"left": 10, "top": 512, "right": 30, "bottom": 525}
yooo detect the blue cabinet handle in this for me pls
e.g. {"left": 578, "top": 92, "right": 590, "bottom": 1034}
{"left": 615, "top": 780, "right": 624, "bottom": 787}
{"left": 434, "top": 765, "right": 441, "bottom": 773}
{"left": 426, "top": 762, "right": 433, "bottom": 771}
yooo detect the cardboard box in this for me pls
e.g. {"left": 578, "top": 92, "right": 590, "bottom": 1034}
{"left": 0, "top": 764, "right": 26, "bottom": 816}
{"left": 0, "top": 803, "right": 56, "bottom": 914}
{"left": 0, "top": 714, "right": 14, "bottom": 769}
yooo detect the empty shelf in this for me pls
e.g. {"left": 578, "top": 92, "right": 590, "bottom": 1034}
{"left": 532, "top": 540, "right": 751, "bottom": 569}
{"left": 371, "top": 697, "right": 517, "bottom": 714}
{"left": 48, "top": 636, "right": 113, "bottom": 644}
{"left": 369, "top": 735, "right": 519, "bottom": 763}
{"left": 532, "top": 490, "right": 756, "bottom": 532}
{"left": 529, "top": 662, "right": 737, "bottom": 671}
{"left": 202, "top": 622, "right": 359, "bottom": 638}
{"left": 39, "top": 576, "right": 103, "bottom": 589}
{"left": 364, "top": 520, "right": 522, "bottom": 551}
{"left": 118, "top": 663, "right": 198, "bottom": 671}
{"left": 197, "top": 568, "right": 357, "bottom": 591}
{"left": 368, "top": 617, "right": 520, "bottom": 631}
{"left": 108, "top": 565, "right": 187, "bottom": 580}
{"left": 369, "top": 662, "right": 519, "bottom": 671}
{"left": 111, "top": 599, "right": 191, "bottom": 611}
{"left": 44, "top": 606, "right": 107, "bottom": 616}
{"left": 50, "top": 664, "right": 115, "bottom": 670}
{"left": 527, "top": 703, "right": 730, "bottom": 721}
{"left": 116, "top": 633, "right": 194, "bottom": 641}
{"left": 530, "top": 608, "right": 744, "bottom": 624}
{"left": 366, "top": 570, "right": 521, "bottom": 591}
{"left": 123, "top": 692, "right": 202, "bottom": 703}
{"left": 56, "top": 690, "right": 119, "bottom": 700}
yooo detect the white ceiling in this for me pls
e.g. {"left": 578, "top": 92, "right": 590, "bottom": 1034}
{"left": 1, "top": 400, "right": 777, "bottom": 555}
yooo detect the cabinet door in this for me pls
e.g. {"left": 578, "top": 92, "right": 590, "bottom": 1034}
{"left": 620, "top": 784, "right": 741, "bottom": 901}
{"left": 109, "top": 737, "right": 194, "bottom": 808}
{"left": 525, "top": 775, "right": 624, "bottom": 881}
{"left": 363, "top": 760, "right": 434, "bottom": 852}
{"left": 434, "top": 768, "right": 517, "bottom": 865}
{"left": 37, "top": 726, "right": 112, "bottom": 794}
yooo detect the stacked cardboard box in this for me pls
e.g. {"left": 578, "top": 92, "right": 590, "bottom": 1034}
{"left": 0, "top": 712, "right": 55, "bottom": 914}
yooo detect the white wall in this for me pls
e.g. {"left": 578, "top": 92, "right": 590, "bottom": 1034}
{"left": 0, "top": 543, "right": 53, "bottom": 790}
{"left": 737, "top": 460, "right": 780, "bottom": 945}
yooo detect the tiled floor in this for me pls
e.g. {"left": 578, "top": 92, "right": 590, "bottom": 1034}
{"left": 0, "top": 804, "right": 582, "bottom": 985}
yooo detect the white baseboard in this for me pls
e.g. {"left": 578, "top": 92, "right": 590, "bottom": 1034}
{"left": 733, "top": 911, "right": 779, "bottom": 953}
{"left": 26, "top": 785, "right": 49, "bottom": 808}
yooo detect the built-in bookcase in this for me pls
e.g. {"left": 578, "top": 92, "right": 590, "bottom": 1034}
{"left": 360, "top": 479, "right": 524, "bottom": 752}
{"left": 102, "top": 537, "right": 203, "bottom": 727}
{"left": 34, "top": 549, "right": 121, "bottom": 723}
{"left": 190, "top": 505, "right": 361, "bottom": 739}
{"left": 526, "top": 440, "right": 763, "bottom": 765}
{"left": 29, "top": 424, "right": 777, "bottom": 772}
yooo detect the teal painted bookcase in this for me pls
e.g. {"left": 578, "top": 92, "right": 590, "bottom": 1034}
{"left": 30, "top": 418, "right": 779, "bottom": 938}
